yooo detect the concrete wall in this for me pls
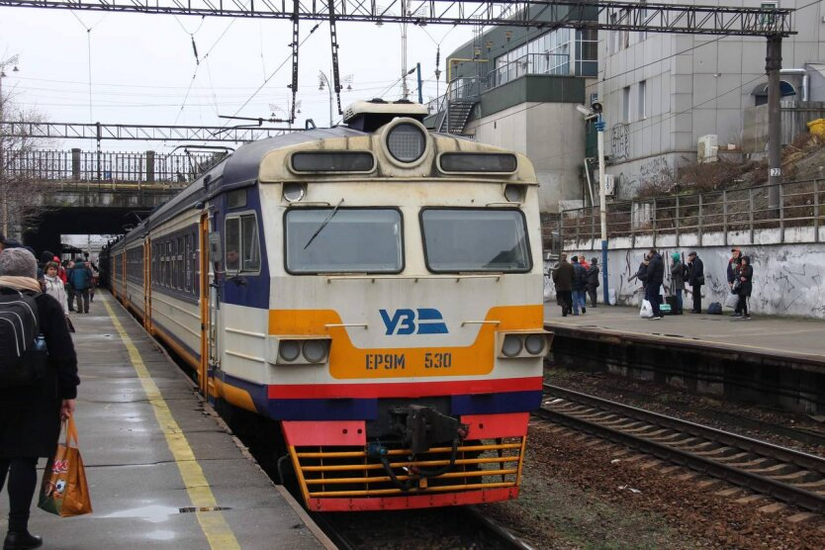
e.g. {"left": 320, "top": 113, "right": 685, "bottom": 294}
{"left": 597, "top": 0, "right": 825, "bottom": 196}
{"left": 545, "top": 227, "right": 825, "bottom": 318}
{"left": 468, "top": 102, "right": 585, "bottom": 212}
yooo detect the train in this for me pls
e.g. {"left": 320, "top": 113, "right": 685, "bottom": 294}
{"left": 101, "top": 100, "right": 552, "bottom": 512}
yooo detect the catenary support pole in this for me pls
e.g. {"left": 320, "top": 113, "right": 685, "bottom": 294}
{"left": 766, "top": 35, "right": 782, "bottom": 212}
{"left": 596, "top": 115, "right": 609, "bottom": 305}
{"left": 416, "top": 63, "right": 423, "bottom": 104}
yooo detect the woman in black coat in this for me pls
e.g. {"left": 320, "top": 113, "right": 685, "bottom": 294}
{"left": 736, "top": 255, "right": 754, "bottom": 320}
{"left": 0, "top": 249, "right": 80, "bottom": 550}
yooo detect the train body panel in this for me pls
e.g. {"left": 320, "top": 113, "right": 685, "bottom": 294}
{"left": 102, "top": 104, "right": 551, "bottom": 511}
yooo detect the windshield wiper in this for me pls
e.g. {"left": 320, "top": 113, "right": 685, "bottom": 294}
{"left": 303, "top": 198, "right": 345, "bottom": 250}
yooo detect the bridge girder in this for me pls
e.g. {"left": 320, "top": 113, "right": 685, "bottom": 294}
{"left": 0, "top": 0, "right": 795, "bottom": 37}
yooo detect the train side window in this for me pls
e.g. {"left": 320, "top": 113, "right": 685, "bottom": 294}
{"left": 241, "top": 215, "right": 260, "bottom": 272}
{"left": 177, "top": 237, "right": 184, "bottom": 290}
{"left": 225, "top": 217, "right": 241, "bottom": 272}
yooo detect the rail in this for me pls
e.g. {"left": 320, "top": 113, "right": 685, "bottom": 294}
{"left": 556, "top": 179, "right": 825, "bottom": 247}
{"left": 2, "top": 148, "right": 225, "bottom": 185}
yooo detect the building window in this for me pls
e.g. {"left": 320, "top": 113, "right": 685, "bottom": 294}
{"left": 623, "top": 86, "right": 631, "bottom": 122}
{"left": 638, "top": 80, "right": 647, "bottom": 120}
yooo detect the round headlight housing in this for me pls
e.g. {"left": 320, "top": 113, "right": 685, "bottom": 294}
{"left": 386, "top": 123, "right": 426, "bottom": 163}
{"left": 502, "top": 335, "right": 523, "bottom": 358}
{"left": 279, "top": 340, "right": 301, "bottom": 362}
{"left": 283, "top": 182, "right": 305, "bottom": 203}
{"left": 525, "top": 334, "right": 546, "bottom": 355}
{"left": 302, "top": 340, "right": 328, "bottom": 363}
{"left": 504, "top": 184, "right": 523, "bottom": 203}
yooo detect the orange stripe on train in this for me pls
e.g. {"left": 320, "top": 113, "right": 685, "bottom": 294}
{"left": 268, "top": 305, "right": 543, "bottom": 380}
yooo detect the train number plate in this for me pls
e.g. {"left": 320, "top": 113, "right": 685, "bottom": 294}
{"left": 364, "top": 352, "right": 453, "bottom": 371}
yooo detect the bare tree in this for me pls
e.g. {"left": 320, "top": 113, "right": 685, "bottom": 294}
{"left": 1, "top": 73, "right": 53, "bottom": 240}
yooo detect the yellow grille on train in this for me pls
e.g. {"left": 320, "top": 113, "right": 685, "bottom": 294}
{"left": 288, "top": 438, "right": 526, "bottom": 503}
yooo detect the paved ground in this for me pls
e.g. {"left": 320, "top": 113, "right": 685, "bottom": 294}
{"left": 0, "top": 293, "right": 331, "bottom": 549}
{"left": 544, "top": 302, "right": 825, "bottom": 361}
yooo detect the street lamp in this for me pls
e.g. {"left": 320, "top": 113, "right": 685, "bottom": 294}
{"left": 0, "top": 55, "right": 20, "bottom": 237}
{"left": 577, "top": 100, "right": 609, "bottom": 306}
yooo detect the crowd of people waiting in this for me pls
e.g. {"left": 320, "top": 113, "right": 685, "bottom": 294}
{"left": 0, "top": 232, "right": 81, "bottom": 550}
{"left": 551, "top": 247, "right": 754, "bottom": 321}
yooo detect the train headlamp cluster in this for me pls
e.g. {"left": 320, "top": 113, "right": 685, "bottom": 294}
{"left": 386, "top": 123, "right": 426, "bottom": 163}
{"left": 270, "top": 336, "right": 331, "bottom": 365}
{"left": 497, "top": 331, "right": 553, "bottom": 359}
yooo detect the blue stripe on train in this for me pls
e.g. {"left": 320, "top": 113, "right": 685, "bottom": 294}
{"left": 220, "top": 373, "right": 540, "bottom": 420}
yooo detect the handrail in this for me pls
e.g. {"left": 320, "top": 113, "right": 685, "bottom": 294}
{"left": 555, "top": 179, "right": 825, "bottom": 247}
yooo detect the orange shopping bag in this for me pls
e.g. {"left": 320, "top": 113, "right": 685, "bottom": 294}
{"left": 38, "top": 416, "right": 93, "bottom": 517}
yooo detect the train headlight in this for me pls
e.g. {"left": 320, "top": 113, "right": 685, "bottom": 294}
{"left": 501, "top": 335, "right": 523, "bottom": 358}
{"left": 283, "top": 183, "right": 306, "bottom": 203}
{"left": 279, "top": 340, "right": 301, "bottom": 362}
{"left": 525, "top": 334, "right": 546, "bottom": 355}
{"left": 302, "top": 340, "right": 329, "bottom": 363}
{"left": 386, "top": 123, "right": 426, "bottom": 163}
{"left": 504, "top": 184, "right": 523, "bottom": 203}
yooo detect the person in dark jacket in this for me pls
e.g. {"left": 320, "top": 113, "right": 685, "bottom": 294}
{"left": 571, "top": 256, "right": 587, "bottom": 315}
{"left": 586, "top": 258, "right": 600, "bottom": 308}
{"left": 0, "top": 248, "right": 80, "bottom": 550}
{"left": 552, "top": 254, "right": 574, "bottom": 317}
{"left": 734, "top": 255, "right": 753, "bottom": 320}
{"left": 68, "top": 257, "right": 93, "bottom": 314}
{"left": 727, "top": 248, "right": 744, "bottom": 316}
{"left": 686, "top": 251, "right": 704, "bottom": 313}
{"left": 670, "top": 252, "right": 686, "bottom": 314}
{"left": 636, "top": 255, "right": 649, "bottom": 289}
{"left": 645, "top": 249, "right": 665, "bottom": 319}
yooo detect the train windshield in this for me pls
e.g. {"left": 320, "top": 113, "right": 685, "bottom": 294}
{"left": 285, "top": 208, "right": 403, "bottom": 273}
{"left": 421, "top": 209, "right": 531, "bottom": 273}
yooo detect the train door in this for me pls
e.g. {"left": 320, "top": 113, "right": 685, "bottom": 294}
{"left": 198, "top": 212, "right": 217, "bottom": 397}
{"left": 143, "top": 239, "right": 152, "bottom": 331}
{"left": 121, "top": 253, "right": 128, "bottom": 307}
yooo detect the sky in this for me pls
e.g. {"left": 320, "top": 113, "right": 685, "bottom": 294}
{"left": 0, "top": 6, "right": 474, "bottom": 153}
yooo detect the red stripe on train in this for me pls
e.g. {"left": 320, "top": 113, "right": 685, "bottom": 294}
{"left": 266, "top": 377, "right": 543, "bottom": 399}
{"left": 309, "top": 487, "right": 519, "bottom": 512}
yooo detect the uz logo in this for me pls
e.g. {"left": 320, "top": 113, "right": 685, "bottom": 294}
{"left": 379, "top": 308, "right": 448, "bottom": 335}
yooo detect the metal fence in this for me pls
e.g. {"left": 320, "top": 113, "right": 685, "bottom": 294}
{"left": 558, "top": 179, "right": 825, "bottom": 247}
{"left": 3, "top": 149, "right": 224, "bottom": 185}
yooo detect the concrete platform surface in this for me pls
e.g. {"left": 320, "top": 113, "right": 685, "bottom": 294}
{"left": 0, "top": 293, "right": 331, "bottom": 549}
{"left": 544, "top": 303, "right": 825, "bottom": 364}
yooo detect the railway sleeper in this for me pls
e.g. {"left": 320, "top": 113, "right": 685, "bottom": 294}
{"left": 671, "top": 440, "right": 719, "bottom": 453}
{"left": 769, "top": 470, "right": 819, "bottom": 483}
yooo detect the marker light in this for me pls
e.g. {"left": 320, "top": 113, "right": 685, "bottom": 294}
{"left": 504, "top": 184, "right": 523, "bottom": 203}
{"left": 302, "top": 340, "right": 329, "bottom": 363}
{"left": 283, "top": 183, "right": 306, "bottom": 203}
{"left": 386, "top": 123, "right": 425, "bottom": 163}
{"left": 501, "top": 334, "right": 523, "bottom": 357}
{"left": 525, "top": 334, "right": 546, "bottom": 355}
{"left": 279, "top": 340, "right": 301, "bottom": 362}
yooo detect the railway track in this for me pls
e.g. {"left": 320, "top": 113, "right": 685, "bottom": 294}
{"left": 312, "top": 506, "right": 532, "bottom": 549}
{"left": 539, "top": 384, "right": 825, "bottom": 515}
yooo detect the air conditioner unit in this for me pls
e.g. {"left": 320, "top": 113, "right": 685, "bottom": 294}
{"left": 698, "top": 134, "right": 719, "bottom": 163}
{"left": 604, "top": 174, "right": 616, "bottom": 196}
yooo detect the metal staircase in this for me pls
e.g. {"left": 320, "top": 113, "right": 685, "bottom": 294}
{"left": 434, "top": 78, "right": 480, "bottom": 136}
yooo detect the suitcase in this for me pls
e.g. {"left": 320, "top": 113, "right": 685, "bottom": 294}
{"left": 665, "top": 295, "right": 681, "bottom": 314}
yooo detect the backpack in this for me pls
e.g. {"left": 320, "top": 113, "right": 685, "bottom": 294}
{"left": 707, "top": 302, "right": 723, "bottom": 315}
{"left": 0, "top": 290, "right": 47, "bottom": 387}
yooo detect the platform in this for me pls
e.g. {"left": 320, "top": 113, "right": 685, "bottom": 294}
{"left": 544, "top": 303, "right": 825, "bottom": 414}
{"left": 544, "top": 304, "right": 825, "bottom": 366}
{"left": 0, "top": 293, "right": 332, "bottom": 549}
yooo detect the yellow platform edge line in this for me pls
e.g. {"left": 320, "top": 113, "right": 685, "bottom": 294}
{"left": 102, "top": 298, "right": 241, "bottom": 550}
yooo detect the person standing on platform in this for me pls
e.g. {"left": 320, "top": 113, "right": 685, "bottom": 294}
{"left": 552, "top": 254, "right": 574, "bottom": 317}
{"left": 64, "top": 260, "right": 75, "bottom": 313}
{"left": 646, "top": 248, "right": 664, "bottom": 319}
{"left": 578, "top": 256, "right": 590, "bottom": 271}
{"left": 727, "top": 247, "right": 744, "bottom": 317}
{"left": 735, "top": 256, "right": 753, "bottom": 320}
{"left": 571, "top": 256, "right": 587, "bottom": 315}
{"left": 687, "top": 251, "right": 704, "bottom": 313}
{"left": 69, "top": 258, "right": 92, "bottom": 314}
{"left": 43, "top": 262, "right": 69, "bottom": 318}
{"left": 670, "top": 252, "right": 686, "bottom": 314}
{"left": 586, "top": 257, "right": 600, "bottom": 308}
{"left": 636, "top": 254, "right": 650, "bottom": 291}
{"left": 0, "top": 248, "right": 80, "bottom": 550}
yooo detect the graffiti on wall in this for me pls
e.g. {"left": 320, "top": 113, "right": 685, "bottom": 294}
{"left": 611, "top": 123, "right": 630, "bottom": 161}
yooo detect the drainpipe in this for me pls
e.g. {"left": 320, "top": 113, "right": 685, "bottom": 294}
{"left": 780, "top": 68, "right": 808, "bottom": 101}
